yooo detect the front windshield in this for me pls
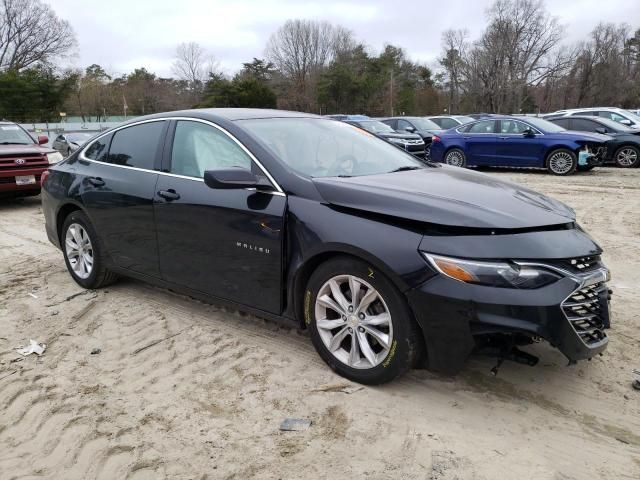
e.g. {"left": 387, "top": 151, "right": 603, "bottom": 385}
{"left": 525, "top": 117, "right": 566, "bottom": 133}
{"left": 67, "top": 133, "right": 93, "bottom": 143}
{"left": 357, "top": 121, "right": 395, "bottom": 133}
{"left": 0, "top": 124, "right": 34, "bottom": 144}
{"left": 240, "top": 118, "right": 423, "bottom": 178}
{"left": 411, "top": 118, "right": 440, "bottom": 130}
{"left": 623, "top": 110, "right": 640, "bottom": 123}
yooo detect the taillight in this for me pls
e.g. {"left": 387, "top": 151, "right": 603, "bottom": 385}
{"left": 41, "top": 169, "right": 50, "bottom": 186}
{"left": 432, "top": 135, "right": 441, "bottom": 143}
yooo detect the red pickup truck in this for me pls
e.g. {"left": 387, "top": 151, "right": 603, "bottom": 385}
{"left": 0, "top": 121, "right": 62, "bottom": 198}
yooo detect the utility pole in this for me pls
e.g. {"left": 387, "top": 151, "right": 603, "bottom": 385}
{"left": 389, "top": 68, "right": 394, "bottom": 116}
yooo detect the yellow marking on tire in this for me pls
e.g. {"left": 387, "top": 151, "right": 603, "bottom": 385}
{"left": 304, "top": 290, "right": 312, "bottom": 325}
{"left": 368, "top": 267, "right": 375, "bottom": 279}
{"left": 383, "top": 340, "right": 397, "bottom": 368}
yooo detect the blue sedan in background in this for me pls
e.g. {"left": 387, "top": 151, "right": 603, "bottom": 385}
{"left": 430, "top": 116, "right": 610, "bottom": 175}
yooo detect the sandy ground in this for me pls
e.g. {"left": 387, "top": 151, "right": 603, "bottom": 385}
{"left": 0, "top": 167, "right": 639, "bottom": 480}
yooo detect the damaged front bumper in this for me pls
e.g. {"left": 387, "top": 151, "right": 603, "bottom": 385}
{"left": 406, "top": 256, "right": 611, "bottom": 375}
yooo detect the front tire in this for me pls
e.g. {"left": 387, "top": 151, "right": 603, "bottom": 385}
{"left": 546, "top": 148, "right": 577, "bottom": 175}
{"left": 613, "top": 145, "right": 640, "bottom": 168}
{"left": 306, "top": 257, "right": 422, "bottom": 385}
{"left": 61, "top": 210, "right": 117, "bottom": 289}
{"left": 444, "top": 148, "right": 466, "bottom": 167}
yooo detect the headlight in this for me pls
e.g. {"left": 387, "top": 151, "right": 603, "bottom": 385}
{"left": 47, "top": 152, "right": 63, "bottom": 164}
{"left": 423, "top": 253, "right": 561, "bottom": 289}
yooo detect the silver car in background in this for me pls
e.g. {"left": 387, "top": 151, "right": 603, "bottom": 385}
{"left": 52, "top": 132, "right": 94, "bottom": 156}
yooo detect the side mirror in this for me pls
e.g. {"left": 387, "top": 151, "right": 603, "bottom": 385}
{"left": 619, "top": 119, "right": 632, "bottom": 126}
{"left": 522, "top": 128, "right": 535, "bottom": 137}
{"left": 595, "top": 127, "right": 607, "bottom": 134}
{"left": 204, "top": 168, "right": 261, "bottom": 190}
{"left": 405, "top": 126, "right": 416, "bottom": 133}
{"left": 37, "top": 135, "right": 48, "bottom": 145}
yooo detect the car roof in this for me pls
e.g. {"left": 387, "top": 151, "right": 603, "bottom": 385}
{"left": 133, "top": 108, "right": 322, "bottom": 122}
{"left": 554, "top": 107, "right": 626, "bottom": 113}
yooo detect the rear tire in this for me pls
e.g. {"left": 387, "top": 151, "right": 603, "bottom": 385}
{"left": 613, "top": 145, "right": 640, "bottom": 168}
{"left": 306, "top": 256, "right": 422, "bottom": 385}
{"left": 444, "top": 148, "right": 466, "bottom": 167}
{"left": 546, "top": 148, "right": 577, "bottom": 175}
{"left": 61, "top": 210, "right": 118, "bottom": 289}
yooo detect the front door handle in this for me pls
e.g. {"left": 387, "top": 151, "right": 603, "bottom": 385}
{"left": 158, "top": 189, "right": 180, "bottom": 201}
{"left": 88, "top": 176, "right": 105, "bottom": 187}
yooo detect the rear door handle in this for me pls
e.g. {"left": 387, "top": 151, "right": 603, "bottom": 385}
{"left": 88, "top": 176, "right": 105, "bottom": 187}
{"left": 158, "top": 189, "right": 180, "bottom": 201}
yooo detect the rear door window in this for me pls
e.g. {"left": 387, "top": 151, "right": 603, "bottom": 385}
{"left": 571, "top": 118, "right": 598, "bottom": 132}
{"left": 107, "top": 121, "right": 166, "bottom": 170}
{"left": 553, "top": 118, "right": 570, "bottom": 129}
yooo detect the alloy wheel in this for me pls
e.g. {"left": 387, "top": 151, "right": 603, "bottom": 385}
{"left": 445, "top": 150, "right": 464, "bottom": 167}
{"left": 616, "top": 148, "right": 638, "bottom": 167}
{"left": 548, "top": 151, "right": 574, "bottom": 174}
{"left": 65, "top": 223, "right": 94, "bottom": 279}
{"left": 314, "top": 274, "right": 393, "bottom": 369}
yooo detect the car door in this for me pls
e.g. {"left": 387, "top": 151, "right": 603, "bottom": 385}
{"left": 495, "top": 119, "right": 545, "bottom": 167}
{"left": 79, "top": 120, "right": 167, "bottom": 278}
{"left": 460, "top": 120, "right": 498, "bottom": 165}
{"left": 153, "top": 119, "right": 286, "bottom": 314}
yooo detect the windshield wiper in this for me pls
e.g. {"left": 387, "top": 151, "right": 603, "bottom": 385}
{"left": 388, "top": 166, "right": 424, "bottom": 173}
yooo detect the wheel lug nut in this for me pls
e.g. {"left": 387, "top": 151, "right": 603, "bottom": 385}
{"left": 358, "top": 326, "right": 365, "bottom": 333}
{"left": 348, "top": 327, "right": 353, "bottom": 333}
{"left": 348, "top": 306, "right": 353, "bottom": 312}
{"left": 342, "top": 315, "right": 347, "bottom": 320}
{"left": 358, "top": 313, "right": 365, "bottom": 319}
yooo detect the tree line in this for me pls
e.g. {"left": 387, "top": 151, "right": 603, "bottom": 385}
{"left": 1, "top": 0, "right": 639, "bottom": 123}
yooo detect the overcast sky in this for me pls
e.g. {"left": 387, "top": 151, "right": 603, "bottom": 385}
{"left": 50, "top": 0, "right": 640, "bottom": 78}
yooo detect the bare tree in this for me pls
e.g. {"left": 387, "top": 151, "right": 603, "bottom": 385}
{"left": 172, "top": 42, "right": 219, "bottom": 94}
{"left": 440, "top": 29, "right": 468, "bottom": 113}
{"left": 0, "top": 0, "right": 77, "bottom": 70}
{"left": 265, "top": 19, "right": 354, "bottom": 110}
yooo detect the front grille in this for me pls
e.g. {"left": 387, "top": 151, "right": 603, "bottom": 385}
{"left": 562, "top": 282, "right": 607, "bottom": 346}
{"left": 555, "top": 255, "right": 602, "bottom": 274}
{"left": 0, "top": 155, "right": 48, "bottom": 170}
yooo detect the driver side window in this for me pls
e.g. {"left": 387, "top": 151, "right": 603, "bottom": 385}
{"left": 171, "top": 120, "right": 253, "bottom": 178}
{"left": 397, "top": 119, "right": 413, "bottom": 131}
{"left": 466, "top": 120, "right": 496, "bottom": 133}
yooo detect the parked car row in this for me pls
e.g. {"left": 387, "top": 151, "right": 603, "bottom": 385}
{"left": 430, "top": 116, "right": 610, "bottom": 175}
{"left": 329, "top": 106, "right": 640, "bottom": 174}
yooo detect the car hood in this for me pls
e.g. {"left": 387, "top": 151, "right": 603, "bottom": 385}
{"left": 0, "top": 144, "right": 54, "bottom": 155}
{"left": 556, "top": 131, "right": 611, "bottom": 142}
{"left": 312, "top": 166, "right": 576, "bottom": 229}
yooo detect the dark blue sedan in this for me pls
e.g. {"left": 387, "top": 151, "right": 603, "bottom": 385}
{"left": 430, "top": 116, "right": 610, "bottom": 175}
